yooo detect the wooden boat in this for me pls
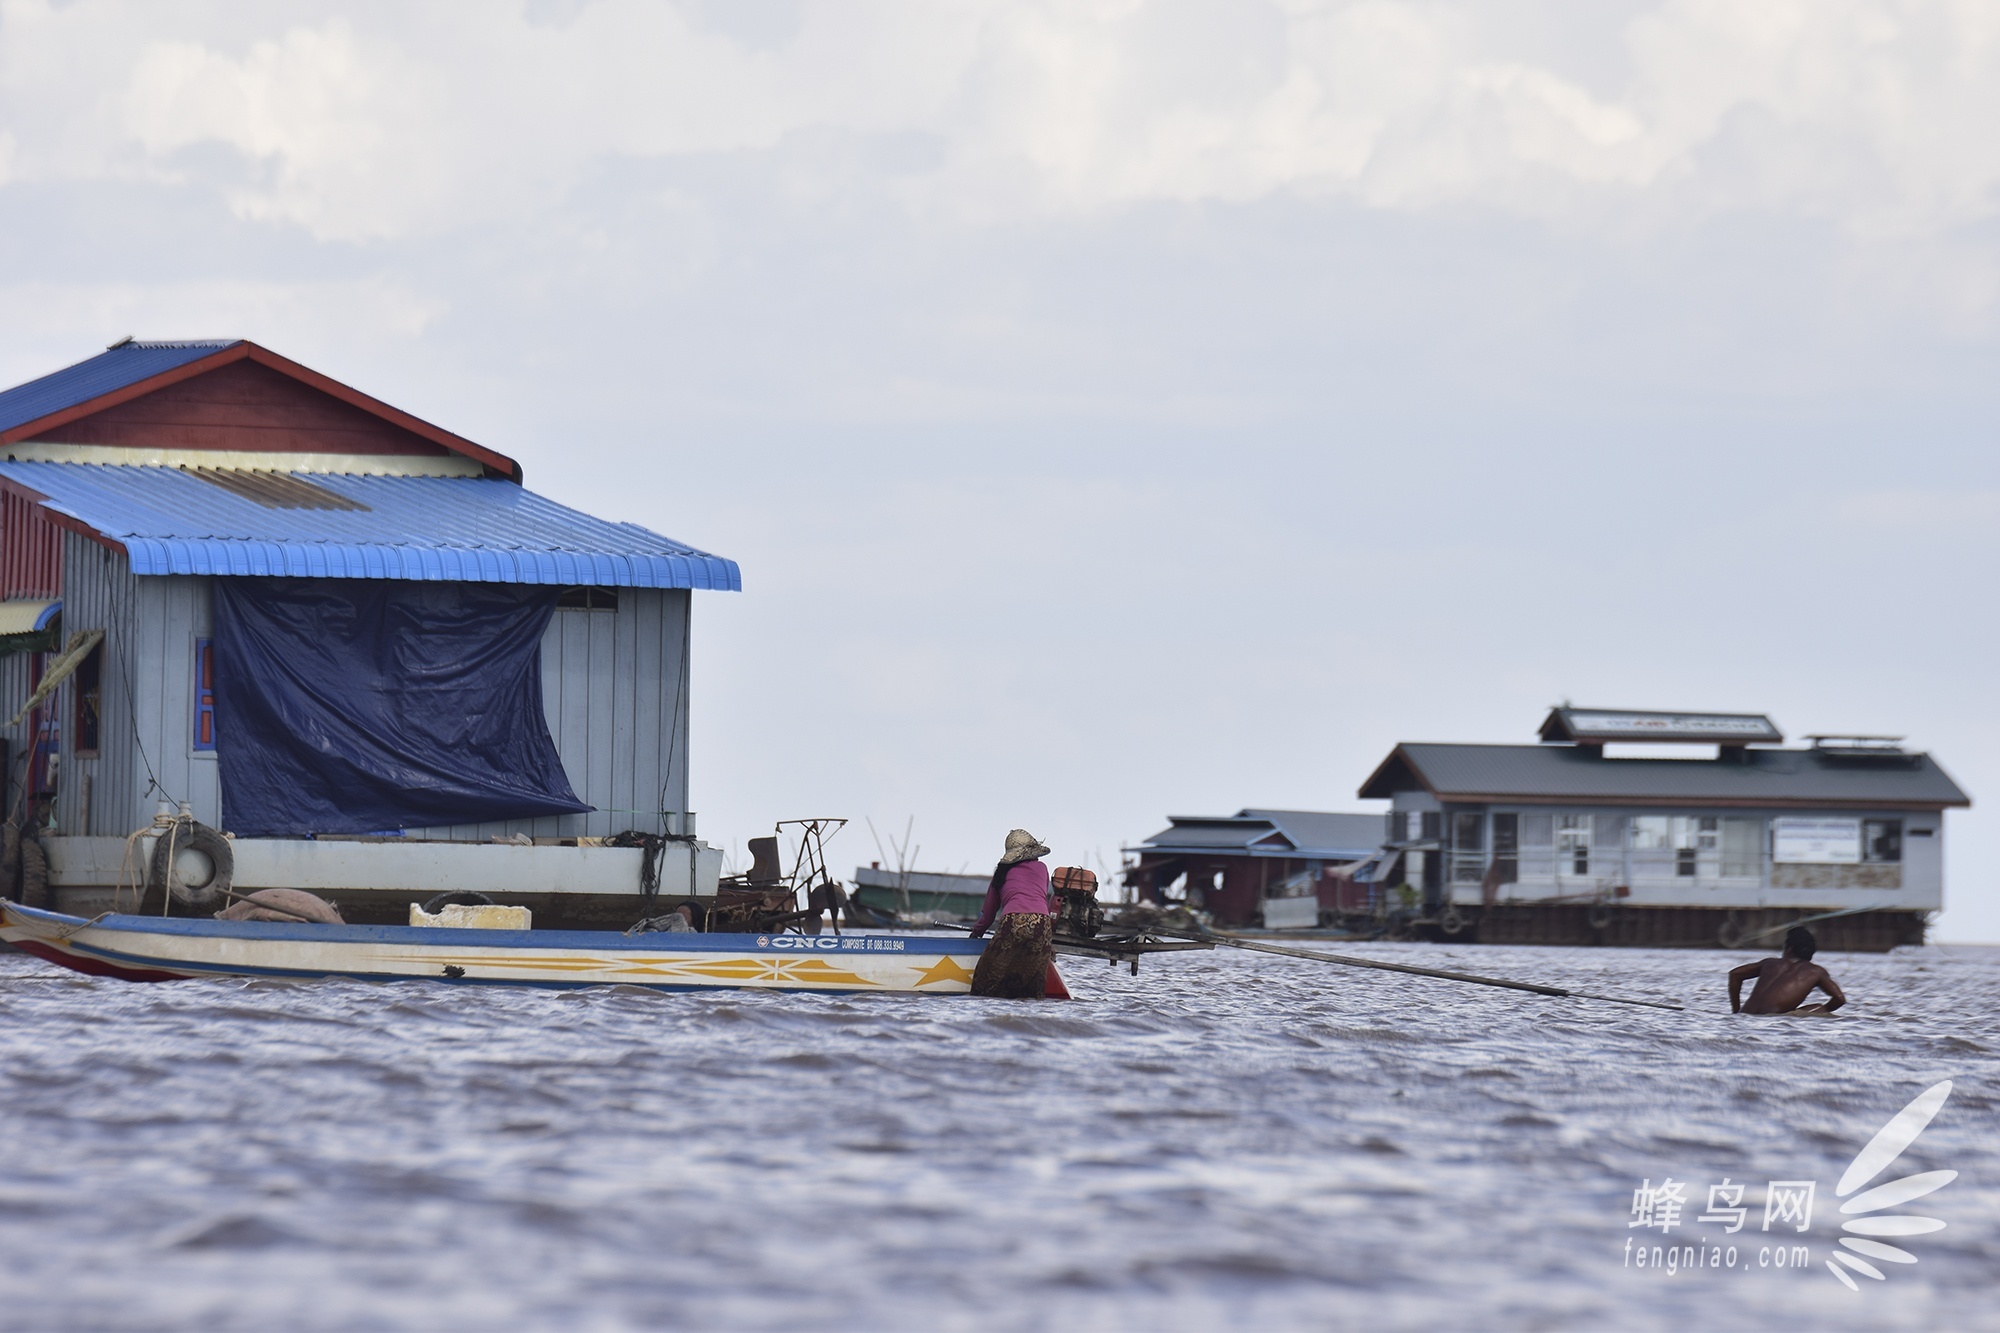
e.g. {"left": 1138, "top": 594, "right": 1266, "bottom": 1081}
{"left": 0, "top": 900, "right": 993, "bottom": 994}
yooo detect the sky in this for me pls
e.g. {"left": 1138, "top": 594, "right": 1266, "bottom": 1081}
{"left": 2, "top": 0, "right": 1998, "bottom": 939}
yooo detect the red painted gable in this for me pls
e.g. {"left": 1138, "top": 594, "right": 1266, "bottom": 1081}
{"left": 28, "top": 359, "right": 453, "bottom": 457}
{"left": 0, "top": 342, "right": 519, "bottom": 480}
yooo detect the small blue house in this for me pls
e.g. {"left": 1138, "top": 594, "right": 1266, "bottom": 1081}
{"left": 0, "top": 338, "right": 738, "bottom": 924}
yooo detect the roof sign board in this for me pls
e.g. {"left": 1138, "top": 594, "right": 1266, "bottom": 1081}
{"left": 1540, "top": 708, "right": 1783, "bottom": 745}
{"left": 1772, "top": 816, "right": 1860, "bottom": 864}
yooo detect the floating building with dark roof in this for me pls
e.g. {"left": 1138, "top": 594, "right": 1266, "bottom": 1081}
{"left": 1355, "top": 707, "right": 1970, "bottom": 951}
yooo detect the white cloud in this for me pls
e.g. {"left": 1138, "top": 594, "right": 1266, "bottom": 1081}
{"left": 1, "top": 0, "right": 1997, "bottom": 243}
{"left": 74, "top": 0, "right": 973, "bottom": 240}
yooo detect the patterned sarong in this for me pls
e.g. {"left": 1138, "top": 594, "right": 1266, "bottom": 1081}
{"left": 971, "top": 912, "right": 1054, "bottom": 999}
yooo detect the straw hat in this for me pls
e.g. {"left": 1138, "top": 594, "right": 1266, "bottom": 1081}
{"left": 1000, "top": 828, "right": 1050, "bottom": 865}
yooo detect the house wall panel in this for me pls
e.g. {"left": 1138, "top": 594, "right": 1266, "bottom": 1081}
{"left": 50, "top": 552, "right": 692, "bottom": 845}
{"left": 1903, "top": 816, "right": 1944, "bottom": 901}
{"left": 417, "top": 588, "right": 690, "bottom": 841}
{"left": 135, "top": 572, "right": 217, "bottom": 831}
{"left": 1, "top": 488, "right": 63, "bottom": 598}
{"left": 1460, "top": 802, "right": 1946, "bottom": 912}
{"left": 54, "top": 536, "right": 218, "bottom": 837}
{"left": 28, "top": 360, "right": 451, "bottom": 456}
{"left": 0, "top": 640, "right": 34, "bottom": 813}
{"left": 74, "top": 549, "right": 132, "bottom": 833}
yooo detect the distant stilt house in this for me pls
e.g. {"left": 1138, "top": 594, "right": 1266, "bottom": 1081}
{"left": 1358, "top": 707, "right": 1971, "bottom": 951}
{"left": 0, "top": 339, "right": 739, "bottom": 926}
{"left": 1123, "top": 809, "right": 1383, "bottom": 929}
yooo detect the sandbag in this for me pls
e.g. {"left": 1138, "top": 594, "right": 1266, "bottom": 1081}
{"left": 215, "top": 889, "right": 344, "bottom": 925}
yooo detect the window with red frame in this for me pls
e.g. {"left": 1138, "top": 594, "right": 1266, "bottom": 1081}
{"left": 193, "top": 639, "right": 216, "bottom": 752}
{"left": 73, "top": 642, "right": 102, "bottom": 757}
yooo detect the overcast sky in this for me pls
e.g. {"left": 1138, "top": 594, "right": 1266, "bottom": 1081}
{"left": 4, "top": 1, "right": 1999, "bottom": 939}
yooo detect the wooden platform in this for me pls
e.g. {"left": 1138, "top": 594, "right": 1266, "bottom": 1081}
{"left": 1461, "top": 904, "right": 1925, "bottom": 952}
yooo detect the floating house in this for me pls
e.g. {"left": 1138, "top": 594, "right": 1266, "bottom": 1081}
{"left": 0, "top": 338, "right": 737, "bottom": 926}
{"left": 1357, "top": 707, "right": 1971, "bottom": 951}
{"left": 1123, "top": 809, "right": 1383, "bottom": 928}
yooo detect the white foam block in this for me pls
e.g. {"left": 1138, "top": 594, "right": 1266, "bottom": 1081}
{"left": 408, "top": 903, "right": 533, "bottom": 930}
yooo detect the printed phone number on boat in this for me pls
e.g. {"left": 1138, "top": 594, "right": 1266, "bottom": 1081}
{"left": 755, "top": 936, "right": 908, "bottom": 951}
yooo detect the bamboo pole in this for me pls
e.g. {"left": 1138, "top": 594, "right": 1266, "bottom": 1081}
{"left": 1153, "top": 928, "right": 1684, "bottom": 1011}
{"left": 1737, "top": 902, "right": 1882, "bottom": 945}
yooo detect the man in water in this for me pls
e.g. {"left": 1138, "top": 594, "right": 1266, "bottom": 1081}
{"left": 1728, "top": 926, "right": 1846, "bottom": 1015}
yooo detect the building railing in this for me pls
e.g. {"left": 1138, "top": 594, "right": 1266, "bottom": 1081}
{"left": 1453, "top": 846, "right": 1830, "bottom": 888}
{"left": 1398, "top": 809, "right": 1918, "bottom": 904}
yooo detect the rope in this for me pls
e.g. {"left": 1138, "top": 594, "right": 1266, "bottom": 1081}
{"left": 48, "top": 910, "right": 118, "bottom": 942}
{"left": 104, "top": 552, "right": 168, "bottom": 808}
{"left": 656, "top": 611, "right": 690, "bottom": 832}
{"left": 108, "top": 811, "right": 321, "bottom": 923}
{"left": 112, "top": 809, "right": 181, "bottom": 915}
{"left": 607, "top": 830, "right": 666, "bottom": 901}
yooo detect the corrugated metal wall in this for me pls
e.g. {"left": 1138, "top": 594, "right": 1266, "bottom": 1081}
{"left": 58, "top": 532, "right": 218, "bottom": 836}
{"left": 1, "top": 489, "right": 62, "bottom": 599}
{"left": 0, "top": 637, "right": 34, "bottom": 815}
{"left": 50, "top": 537, "right": 111, "bottom": 830}
{"left": 53, "top": 534, "right": 693, "bottom": 842}
{"left": 3, "top": 490, "right": 68, "bottom": 819}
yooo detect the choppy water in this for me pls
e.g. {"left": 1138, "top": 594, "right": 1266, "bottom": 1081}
{"left": 0, "top": 938, "right": 1993, "bottom": 1331}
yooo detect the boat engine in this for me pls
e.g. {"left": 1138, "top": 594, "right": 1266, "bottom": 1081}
{"left": 1051, "top": 866, "right": 1102, "bottom": 938}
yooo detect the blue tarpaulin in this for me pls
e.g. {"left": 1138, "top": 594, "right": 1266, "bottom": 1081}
{"left": 213, "top": 578, "right": 591, "bottom": 837}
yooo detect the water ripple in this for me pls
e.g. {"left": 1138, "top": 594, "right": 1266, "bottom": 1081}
{"left": 0, "top": 940, "right": 1992, "bottom": 1331}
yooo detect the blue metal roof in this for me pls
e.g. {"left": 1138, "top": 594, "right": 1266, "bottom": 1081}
{"left": 0, "top": 341, "right": 238, "bottom": 435}
{"left": 1130, "top": 809, "right": 1383, "bottom": 861}
{"left": 0, "top": 462, "right": 741, "bottom": 590}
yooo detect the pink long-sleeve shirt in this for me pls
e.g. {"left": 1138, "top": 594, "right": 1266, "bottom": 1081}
{"left": 972, "top": 859, "right": 1052, "bottom": 933}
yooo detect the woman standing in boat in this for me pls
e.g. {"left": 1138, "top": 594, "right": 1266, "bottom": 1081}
{"left": 968, "top": 829, "right": 1055, "bottom": 998}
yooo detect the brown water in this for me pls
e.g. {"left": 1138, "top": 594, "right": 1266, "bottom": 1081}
{"left": 0, "top": 939, "right": 1992, "bottom": 1330}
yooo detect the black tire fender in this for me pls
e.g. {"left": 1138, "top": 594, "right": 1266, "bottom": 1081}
{"left": 421, "top": 891, "right": 496, "bottom": 914}
{"left": 150, "top": 821, "right": 234, "bottom": 911}
{"left": 19, "top": 836, "right": 50, "bottom": 910}
{"left": 0, "top": 822, "right": 19, "bottom": 900}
